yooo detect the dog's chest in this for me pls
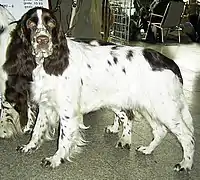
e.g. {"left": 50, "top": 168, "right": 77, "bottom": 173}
{"left": 32, "top": 64, "right": 57, "bottom": 103}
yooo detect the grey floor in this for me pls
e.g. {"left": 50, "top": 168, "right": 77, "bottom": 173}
{"left": 1, "top": 42, "right": 200, "bottom": 180}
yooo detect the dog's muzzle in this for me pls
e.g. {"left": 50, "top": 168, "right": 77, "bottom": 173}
{"left": 36, "top": 35, "right": 49, "bottom": 45}
{"left": 32, "top": 27, "right": 53, "bottom": 58}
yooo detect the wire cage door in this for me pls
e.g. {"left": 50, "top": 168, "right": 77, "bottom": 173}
{"left": 108, "top": 0, "right": 134, "bottom": 44}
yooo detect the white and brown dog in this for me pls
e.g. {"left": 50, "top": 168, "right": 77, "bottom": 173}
{"left": 1, "top": 7, "right": 194, "bottom": 172}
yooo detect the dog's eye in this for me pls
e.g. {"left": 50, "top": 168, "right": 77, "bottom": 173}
{"left": 27, "top": 20, "right": 37, "bottom": 29}
{"left": 47, "top": 19, "right": 56, "bottom": 28}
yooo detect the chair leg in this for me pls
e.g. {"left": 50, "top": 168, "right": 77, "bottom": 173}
{"left": 161, "top": 29, "right": 164, "bottom": 43}
{"left": 178, "top": 30, "right": 181, "bottom": 43}
{"left": 144, "top": 23, "right": 151, "bottom": 40}
{"left": 165, "top": 28, "right": 170, "bottom": 39}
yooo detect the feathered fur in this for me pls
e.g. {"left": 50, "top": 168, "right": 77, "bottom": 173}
{"left": 43, "top": 27, "right": 69, "bottom": 75}
{"left": 4, "top": 7, "right": 194, "bottom": 173}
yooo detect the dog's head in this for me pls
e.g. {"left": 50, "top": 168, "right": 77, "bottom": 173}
{"left": 19, "top": 7, "right": 60, "bottom": 58}
{"left": 5, "top": 7, "right": 69, "bottom": 76}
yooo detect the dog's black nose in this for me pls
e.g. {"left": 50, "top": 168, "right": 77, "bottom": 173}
{"left": 36, "top": 35, "right": 49, "bottom": 45}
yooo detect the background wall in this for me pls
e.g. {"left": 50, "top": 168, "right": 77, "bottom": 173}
{"left": 49, "top": 0, "right": 162, "bottom": 39}
{"left": 50, "top": 0, "right": 102, "bottom": 39}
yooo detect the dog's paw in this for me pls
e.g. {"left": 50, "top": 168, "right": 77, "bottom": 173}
{"left": 105, "top": 125, "right": 119, "bottom": 134}
{"left": 174, "top": 160, "right": 192, "bottom": 173}
{"left": 136, "top": 146, "right": 153, "bottom": 155}
{"left": 41, "top": 156, "right": 64, "bottom": 168}
{"left": 116, "top": 136, "right": 131, "bottom": 150}
{"left": 16, "top": 142, "right": 38, "bottom": 154}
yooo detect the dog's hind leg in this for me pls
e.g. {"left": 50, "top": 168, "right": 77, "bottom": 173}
{"left": 169, "top": 98, "right": 194, "bottom": 172}
{"left": 105, "top": 108, "right": 134, "bottom": 149}
{"left": 136, "top": 110, "right": 168, "bottom": 154}
{"left": 172, "top": 123, "right": 194, "bottom": 172}
{"left": 155, "top": 95, "right": 194, "bottom": 172}
{"left": 168, "top": 117, "right": 194, "bottom": 171}
{"left": 115, "top": 109, "right": 134, "bottom": 150}
{"left": 105, "top": 108, "right": 122, "bottom": 134}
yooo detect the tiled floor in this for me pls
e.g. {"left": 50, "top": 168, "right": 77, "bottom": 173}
{"left": 1, "top": 42, "right": 200, "bottom": 180}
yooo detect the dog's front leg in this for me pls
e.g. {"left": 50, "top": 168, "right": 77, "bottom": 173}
{"left": 23, "top": 101, "right": 38, "bottom": 134}
{"left": 17, "top": 104, "right": 49, "bottom": 153}
{"left": 41, "top": 107, "right": 84, "bottom": 168}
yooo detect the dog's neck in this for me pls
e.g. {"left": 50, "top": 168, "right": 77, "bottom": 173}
{"left": 35, "top": 56, "right": 45, "bottom": 65}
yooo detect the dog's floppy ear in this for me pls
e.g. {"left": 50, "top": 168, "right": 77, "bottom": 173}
{"left": 3, "top": 15, "right": 36, "bottom": 128}
{"left": 43, "top": 25, "right": 69, "bottom": 76}
{"left": 3, "top": 20, "right": 36, "bottom": 77}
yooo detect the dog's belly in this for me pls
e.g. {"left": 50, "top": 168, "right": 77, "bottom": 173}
{"left": 80, "top": 89, "right": 131, "bottom": 113}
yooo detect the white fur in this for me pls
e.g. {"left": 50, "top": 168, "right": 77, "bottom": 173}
{"left": 0, "top": 6, "right": 16, "bottom": 94}
{"left": 37, "top": 9, "right": 43, "bottom": 26}
{"left": 19, "top": 38, "right": 194, "bottom": 171}
{"left": 0, "top": 6, "right": 21, "bottom": 138}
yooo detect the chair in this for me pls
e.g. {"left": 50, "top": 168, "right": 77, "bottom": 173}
{"left": 146, "top": 1, "right": 185, "bottom": 43}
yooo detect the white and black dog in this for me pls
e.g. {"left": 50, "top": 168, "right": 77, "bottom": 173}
{"left": 2, "top": 7, "right": 194, "bottom": 172}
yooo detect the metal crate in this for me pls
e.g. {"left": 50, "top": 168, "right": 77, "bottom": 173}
{"left": 108, "top": 0, "right": 134, "bottom": 44}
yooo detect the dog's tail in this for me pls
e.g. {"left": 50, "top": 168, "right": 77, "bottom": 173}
{"left": 0, "top": 5, "right": 15, "bottom": 34}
